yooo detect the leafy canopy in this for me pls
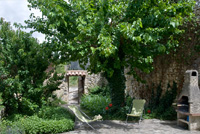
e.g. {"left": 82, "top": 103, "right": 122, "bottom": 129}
{"left": 27, "top": 0, "right": 195, "bottom": 77}
{"left": 0, "top": 18, "right": 62, "bottom": 115}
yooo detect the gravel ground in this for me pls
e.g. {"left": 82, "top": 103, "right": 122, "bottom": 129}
{"left": 61, "top": 119, "right": 200, "bottom": 134}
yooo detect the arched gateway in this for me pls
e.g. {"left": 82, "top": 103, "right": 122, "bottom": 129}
{"left": 66, "top": 70, "right": 87, "bottom": 104}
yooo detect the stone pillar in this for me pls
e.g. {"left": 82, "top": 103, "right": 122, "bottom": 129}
{"left": 78, "top": 76, "right": 85, "bottom": 103}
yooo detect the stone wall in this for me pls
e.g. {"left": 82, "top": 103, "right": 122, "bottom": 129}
{"left": 55, "top": 80, "right": 68, "bottom": 102}
{"left": 84, "top": 73, "right": 107, "bottom": 93}
{"left": 54, "top": 72, "right": 107, "bottom": 103}
{"left": 125, "top": 1, "right": 200, "bottom": 102}
{"left": 125, "top": 6, "right": 200, "bottom": 102}
{"left": 125, "top": 49, "right": 200, "bottom": 102}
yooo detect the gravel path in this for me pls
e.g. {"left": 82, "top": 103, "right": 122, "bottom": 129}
{"left": 62, "top": 119, "right": 200, "bottom": 134}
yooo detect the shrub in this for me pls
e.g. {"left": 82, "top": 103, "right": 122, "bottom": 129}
{"left": 37, "top": 106, "right": 74, "bottom": 120}
{"left": 80, "top": 94, "right": 135, "bottom": 120}
{"left": 125, "top": 95, "right": 134, "bottom": 108}
{"left": 155, "top": 107, "right": 177, "bottom": 120}
{"left": 146, "top": 82, "right": 178, "bottom": 120}
{"left": 105, "top": 95, "right": 134, "bottom": 120}
{"left": 0, "top": 121, "right": 7, "bottom": 134}
{"left": 55, "top": 64, "right": 66, "bottom": 74}
{"left": 48, "top": 96, "right": 67, "bottom": 106}
{"left": 89, "top": 86, "right": 110, "bottom": 96}
{"left": 16, "top": 116, "right": 73, "bottom": 134}
{"left": 1, "top": 106, "right": 74, "bottom": 134}
{"left": 80, "top": 95, "right": 111, "bottom": 115}
{"left": 0, "top": 19, "right": 63, "bottom": 115}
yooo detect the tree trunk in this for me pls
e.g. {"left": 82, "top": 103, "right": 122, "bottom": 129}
{"left": 106, "top": 68, "right": 126, "bottom": 109}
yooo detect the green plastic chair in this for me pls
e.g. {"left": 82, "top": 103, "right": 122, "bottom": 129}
{"left": 126, "top": 99, "right": 146, "bottom": 124}
{"left": 68, "top": 105, "right": 102, "bottom": 130}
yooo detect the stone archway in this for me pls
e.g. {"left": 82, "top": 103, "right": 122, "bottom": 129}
{"left": 66, "top": 70, "right": 87, "bottom": 104}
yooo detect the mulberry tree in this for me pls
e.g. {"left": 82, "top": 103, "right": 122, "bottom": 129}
{"left": 26, "top": 0, "right": 195, "bottom": 108}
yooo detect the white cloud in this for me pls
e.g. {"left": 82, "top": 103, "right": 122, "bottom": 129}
{"left": 0, "top": 0, "right": 45, "bottom": 43}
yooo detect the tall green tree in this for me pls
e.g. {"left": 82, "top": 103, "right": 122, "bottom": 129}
{"left": 0, "top": 18, "right": 62, "bottom": 115}
{"left": 26, "top": 0, "right": 195, "bottom": 108}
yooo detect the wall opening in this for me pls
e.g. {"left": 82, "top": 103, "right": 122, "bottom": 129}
{"left": 192, "top": 71, "right": 197, "bottom": 76}
{"left": 68, "top": 76, "right": 79, "bottom": 104}
{"left": 178, "top": 96, "right": 189, "bottom": 112}
{"left": 66, "top": 70, "right": 87, "bottom": 104}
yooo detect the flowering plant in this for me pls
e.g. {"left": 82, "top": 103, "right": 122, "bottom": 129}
{"left": 147, "top": 109, "right": 151, "bottom": 114}
{"left": 109, "top": 103, "right": 112, "bottom": 107}
{"left": 104, "top": 103, "right": 113, "bottom": 113}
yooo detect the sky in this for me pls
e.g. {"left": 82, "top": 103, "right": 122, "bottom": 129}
{"left": 0, "top": 0, "right": 45, "bottom": 43}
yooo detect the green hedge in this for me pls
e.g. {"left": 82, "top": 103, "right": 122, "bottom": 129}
{"left": 17, "top": 116, "right": 73, "bottom": 134}
{"left": 80, "top": 95, "right": 111, "bottom": 115}
{"left": 88, "top": 86, "right": 110, "bottom": 96}
{"left": 37, "top": 106, "right": 74, "bottom": 120}
{"left": 0, "top": 106, "right": 74, "bottom": 134}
